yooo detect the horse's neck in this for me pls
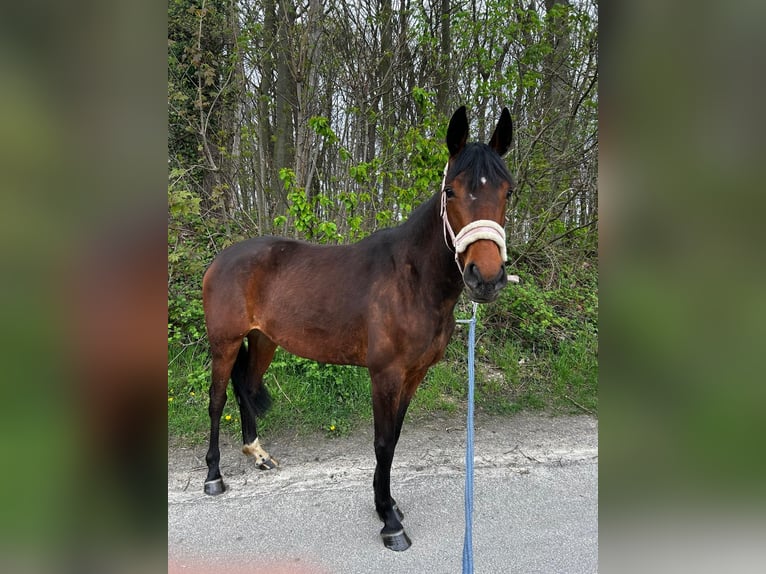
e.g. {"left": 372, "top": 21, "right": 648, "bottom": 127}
{"left": 400, "top": 193, "right": 465, "bottom": 304}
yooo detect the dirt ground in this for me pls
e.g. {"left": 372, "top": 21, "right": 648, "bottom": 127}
{"left": 168, "top": 411, "right": 598, "bottom": 502}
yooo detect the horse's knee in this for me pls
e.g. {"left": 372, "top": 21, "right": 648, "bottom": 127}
{"left": 208, "top": 379, "right": 229, "bottom": 409}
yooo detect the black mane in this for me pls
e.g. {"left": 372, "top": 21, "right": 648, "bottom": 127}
{"left": 446, "top": 142, "right": 513, "bottom": 193}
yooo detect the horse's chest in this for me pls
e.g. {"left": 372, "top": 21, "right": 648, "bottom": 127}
{"left": 427, "top": 319, "right": 456, "bottom": 362}
{"left": 403, "top": 314, "right": 455, "bottom": 368}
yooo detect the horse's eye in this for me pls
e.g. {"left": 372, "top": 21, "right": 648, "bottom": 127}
{"left": 444, "top": 186, "right": 455, "bottom": 198}
{"left": 506, "top": 189, "right": 513, "bottom": 199}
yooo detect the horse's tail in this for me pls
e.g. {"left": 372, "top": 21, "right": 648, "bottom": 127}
{"left": 230, "top": 343, "right": 272, "bottom": 418}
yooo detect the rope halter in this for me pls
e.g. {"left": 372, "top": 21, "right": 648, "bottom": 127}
{"left": 439, "top": 162, "right": 508, "bottom": 275}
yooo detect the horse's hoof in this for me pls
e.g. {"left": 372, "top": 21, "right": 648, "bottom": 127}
{"left": 376, "top": 503, "right": 404, "bottom": 524}
{"left": 381, "top": 528, "right": 412, "bottom": 551}
{"left": 203, "top": 478, "right": 226, "bottom": 495}
{"left": 258, "top": 457, "right": 278, "bottom": 470}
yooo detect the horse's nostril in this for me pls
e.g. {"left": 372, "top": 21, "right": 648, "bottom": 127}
{"left": 463, "top": 262, "right": 508, "bottom": 299}
{"left": 463, "top": 263, "right": 481, "bottom": 289}
{"left": 495, "top": 265, "right": 508, "bottom": 285}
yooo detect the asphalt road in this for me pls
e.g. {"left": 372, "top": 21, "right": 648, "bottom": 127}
{"left": 168, "top": 413, "right": 598, "bottom": 573}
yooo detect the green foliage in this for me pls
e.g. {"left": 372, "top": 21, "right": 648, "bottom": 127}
{"left": 167, "top": 0, "right": 598, "bottom": 442}
{"left": 308, "top": 115, "right": 339, "bottom": 146}
{"left": 505, "top": 277, "right": 560, "bottom": 346}
{"left": 478, "top": 251, "right": 598, "bottom": 413}
{"left": 369, "top": 87, "right": 447, "bottom": 222}
{"left": 286, "top": 188, "right": 313, "bottom": 235}
{"left": 278, "top": 168, "right": 344, "bottom": 243}
{"left": 412, "top": 86, "right": 433, "bottom": 112}
{"left": 168, "top": 293, "right": 205, "bottom": 347}
{"left": 410, "top": 340, "right": 466, "bottom": 415}
{"left": 168, "top": 172, "right": 201, "bottom": 219}
{"left": 349, "top": 161, "right": 375, "bottom": 184}
{"left": 550, "top": 331, "right": 598, "bottom": 412}
{"left": 484, "top": 253, "right": 598, "bottom": 353}
{"left": 264, "top": 351, "right": 371, "bottom": 435}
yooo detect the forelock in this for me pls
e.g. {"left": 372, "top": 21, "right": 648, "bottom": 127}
{"left": 446, "top": 143, "right": 513, "bottom": 192}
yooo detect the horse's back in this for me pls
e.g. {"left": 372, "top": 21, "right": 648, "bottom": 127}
{"left": 205, "top": 236, "right": 296, "bottom": 273}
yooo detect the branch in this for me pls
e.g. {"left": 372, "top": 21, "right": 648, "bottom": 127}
{"left": 546, "top": 218, "right": 598, "bottom": 246}
{"left": 570, "top": 67, "right": 597, "bottom": 123}
{"left": 516, "top": 186, "right": 581, "bottom": 255}
{"left": 565, "top": 395, "right": 594, "bottom": 415}
{"left": 195, "top": 0, "right": 219, "bottom": 174}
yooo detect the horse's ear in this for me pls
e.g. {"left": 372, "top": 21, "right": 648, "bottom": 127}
{"left": 446, "top": 106, "right": 469, "bottom": 157}
{"left": 489, "top": 108, "right": 513, "bottom": 157}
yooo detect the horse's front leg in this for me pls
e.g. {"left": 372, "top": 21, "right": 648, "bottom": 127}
{"left": 370, "top": 368, "right": 411, "bottom": 551}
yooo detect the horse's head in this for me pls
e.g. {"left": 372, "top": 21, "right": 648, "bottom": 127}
{"left": 442, "top": 106, "right": 514, "bottom": 303}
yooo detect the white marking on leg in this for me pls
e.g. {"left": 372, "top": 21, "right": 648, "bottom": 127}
{"left": 242, "top": 438, "right": 279, "bottom": 467}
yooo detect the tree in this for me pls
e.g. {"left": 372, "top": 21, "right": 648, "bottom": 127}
{"left": 168, "top": 0, "right": 598, "bottom": 322}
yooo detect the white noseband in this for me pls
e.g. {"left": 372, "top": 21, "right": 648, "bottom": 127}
{"left": 439, "top": 163, "right": 508, "bottom": 273}
{"left": 454, "top": 219, "right": 507, "bottom": 261}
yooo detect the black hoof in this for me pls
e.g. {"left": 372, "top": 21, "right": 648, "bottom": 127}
{"left": 377, "top": 500, "right": 404, "bottom": 523}
{"left": 258, "top": 457, "right": 278, "bottom": 470}
{"left": 203, "top": 478, "right": 226, "bottom": 495}
{"left": 381, "top": 528, "right": 412, "bottom": 551}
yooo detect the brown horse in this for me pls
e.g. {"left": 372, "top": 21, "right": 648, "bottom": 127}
{"left": 202, "top": 106, "right": 514, "bottom": 551}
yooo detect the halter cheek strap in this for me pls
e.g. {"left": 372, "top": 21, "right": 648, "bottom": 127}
{"left": 439, "top": 162, "right": 508, "bottom": 273}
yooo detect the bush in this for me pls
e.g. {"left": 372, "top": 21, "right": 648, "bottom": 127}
{"left": 478, "top": 249, "right": 598, "bottom": 413}
{"left": 484, "top": 252, "right": 598, "bottom": 352}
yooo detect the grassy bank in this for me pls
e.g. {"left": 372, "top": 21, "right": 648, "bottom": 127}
{"left": 168, "top": 321, "right": 597, "bottom": 444}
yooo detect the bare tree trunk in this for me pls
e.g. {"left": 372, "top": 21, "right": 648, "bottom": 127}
{"left": 436, "top": 0, "right": 451, "bottom": 115}
{"left": 228, "top": 0, "right": 245, "bottom": 214}
{"left": 256, "top": 0, "right": 278, "bottom": 230}
{"left": 545, "top": 0, "right": 571, "bottom": 117}
{"left": 194, "top": 0, "right": 224, "bottom": 217}
{"left": 378, "top": 0, "right": 393, "bottom": 201}
{"left": 295, "top": 0, "right": 323, "bottom": 202}
{"left": 273, "top": 0, "right": 297, "bottom": 214}
{"left": 544, "top": 0, "right": 572, "bottom": 200}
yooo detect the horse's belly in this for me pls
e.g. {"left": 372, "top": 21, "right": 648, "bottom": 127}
{"left": 264, "top": 323, "right": 367, "bottom": 367}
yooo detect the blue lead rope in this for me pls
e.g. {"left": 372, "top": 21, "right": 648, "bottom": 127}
{"left": 457, "top": 302, "right": 478, "bottom": 574}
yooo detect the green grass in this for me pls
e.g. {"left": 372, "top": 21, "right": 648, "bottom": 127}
{"left": 408, "top": 339, "right": 466, "bottom": 416}
{"left": 168, "top": 328, "right": 598, "bottom": 443}
{"left": 260, "top": 351, "right": 372, "bottom": 436}
{"left": 168, "top": 345, "right": 375, "bottom": 442}
{"left": 478, "top": 331, "right": 598, "bottom": 415}
{"left": 550, "top": 332, "right": 599, "bottom": 413}
{"left": 477, "top": 340, "right": 523, "bottom": 414}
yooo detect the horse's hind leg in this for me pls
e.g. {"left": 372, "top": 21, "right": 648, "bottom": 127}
{"left": 234, "top": 330, "right": 278, "bottom": 470}
{"left": 203, "top": 338, "right": 241, "bottom": 495}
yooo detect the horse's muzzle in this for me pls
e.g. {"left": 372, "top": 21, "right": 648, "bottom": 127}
{"left": 463, "top": 263, "right": 508, "bottom": 303}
